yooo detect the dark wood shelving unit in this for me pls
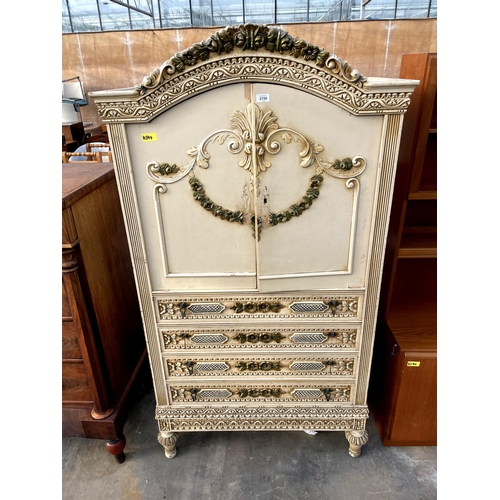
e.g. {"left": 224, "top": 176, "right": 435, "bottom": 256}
{"left": 369, "top": 53, "right": 437, "bottom": 446}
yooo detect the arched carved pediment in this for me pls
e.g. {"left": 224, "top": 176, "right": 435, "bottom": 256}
{"left": 90, "top": 23, "right": 418, "bottom": 122}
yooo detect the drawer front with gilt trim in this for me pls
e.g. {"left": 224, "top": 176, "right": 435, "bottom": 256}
{"left": 164, "top": 355, "right": 356, "bottom": 377}
{"left": 167, "top": 383, "right": 353, "bottom": 404}
{"left": 160, "top": 326, "right": 359, "bottom": 351}
{"left": 155, "top": 294, "right": 362, "bottom": 321}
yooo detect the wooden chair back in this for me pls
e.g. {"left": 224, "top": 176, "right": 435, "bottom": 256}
{"left": 62, "top": 152, "right": 97, "bottom": 163}
{"left": 85, "top": 142, "right": 110, "bottom": 152}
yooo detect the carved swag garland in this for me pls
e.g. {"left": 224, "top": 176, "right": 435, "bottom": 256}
{"left": 147, "top": 103, "right": 366, "bottom": 240}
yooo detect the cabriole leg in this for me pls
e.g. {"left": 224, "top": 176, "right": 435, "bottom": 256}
{"left": 158, "top": 431, "right": 179, "bottom": 458}
{"left": 345, "top": 429, "right": 369, "bottom": 458}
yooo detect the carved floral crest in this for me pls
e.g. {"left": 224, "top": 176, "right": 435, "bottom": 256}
{"left": 136, "top": 24, "right": 366, "bottom": 94}
{"left": 90, "top": 24, "right": 416, "bottom": 121}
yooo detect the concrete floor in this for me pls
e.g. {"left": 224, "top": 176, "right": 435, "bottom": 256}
{"left": 62, "top": 387, "right": 437, "bottom": 500}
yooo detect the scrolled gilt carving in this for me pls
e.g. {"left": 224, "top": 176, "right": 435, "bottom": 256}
{"left": 325, "top": 54, "right": 365, "bottom": 83}
{"left": 149, "top": 102, "right": 365, "bottom": 240}
{"left": 148, "top": 103, "right": 365, "bottom": 183}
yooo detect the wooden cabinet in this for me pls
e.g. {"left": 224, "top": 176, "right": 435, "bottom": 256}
{"left": 62, "top": 162, "right": 148, "bottom": 462}
{"left": 90, "top": 24, "right": 418, "bottom": 459}
{"left": 369, "top": 53, "right": 437, "bottom": 445}
{"left": 370, "top": 319, "right": 437, "bottom": 446}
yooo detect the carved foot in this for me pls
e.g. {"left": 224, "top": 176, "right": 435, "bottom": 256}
{"left": 158, "top": 431, "right": 179, "bottom": 459}
{"left": 106, "top": 435, "right": 126, "bottom": 464}
{"left": 345, "top": 430, "right": 368, "bottom": 458}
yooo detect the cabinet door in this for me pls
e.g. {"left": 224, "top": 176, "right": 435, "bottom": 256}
{"left": 252, "top": 83, "right": 384, "bottom": 292}
{"left": 127, "top": 84, "right": 257, "bottom": 291}
{"left": 125, "top": 83, "right": 384, "bottom": 293}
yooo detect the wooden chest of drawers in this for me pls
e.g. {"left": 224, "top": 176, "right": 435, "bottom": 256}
{"left": 90, "top": 24, "right": 418, "bottom": 459}
{"left": 62, "top": 162, "right": 147, "bottom": 462}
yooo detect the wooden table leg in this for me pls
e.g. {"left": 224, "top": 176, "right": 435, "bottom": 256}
{"left": 105, "top": 435, "right": 126, "bottom": 464}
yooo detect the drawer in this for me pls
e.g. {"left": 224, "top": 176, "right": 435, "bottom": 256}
{"left": 167, "top": 381, "right": 354, "bottom": 404}
{"left": 154, "top": 293, "right": 362, "bottom": 322}
{"left": 160, "top": 325, "right": 359, "bottom": 351}
{"left": 164, "top": 354, "right": 357, "bottom": 378}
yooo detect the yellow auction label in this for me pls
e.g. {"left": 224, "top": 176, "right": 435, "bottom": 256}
{"left": 141, "top": 133, "right": 157, "bottom": 142}
{"left": 407, "top": 361, "right": 420, "bottom": 367}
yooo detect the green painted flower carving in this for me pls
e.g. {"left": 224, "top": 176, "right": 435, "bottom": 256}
{"left": 136, "top": 24, "right": 366, "bottom": 94}
{"left": 189, "top": 176, "right": 244, "bottom": 224}
{"left": 236, "top": 361, "right": 282, "bottom": 372}
{"left": 157, "top": 163, "right": 180, "bottom": 176}
{"left": 234, "top": 332, "right": 283, "bottom": 344}
{"left": 238, "top": 388, "right": 283, "bottom": 398}
{"left": 332, "top": 158, "right": 355, "bottom": 170}
{"left": 232, "top": 301, "right": 285, "bottom": 314}
{"left": 170, "top": 24, "right": 331, "bottom": 74}
{"left": 186, "top": 173, "right": 329, "bottom": 240}
{"left": 266, "top": 27, "right": 294, "bottom": 53}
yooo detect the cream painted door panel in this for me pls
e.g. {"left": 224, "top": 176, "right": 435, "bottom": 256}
{"left": 126, "top": 84, "right": 257, "bottom": 291}
{"left": 126, "top": 82, "right": 383, "bottom": 293}
{"left": 251, "top": 84, "right": 384, "bottom": 292}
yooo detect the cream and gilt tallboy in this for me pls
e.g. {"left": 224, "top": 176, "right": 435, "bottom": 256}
{"left": 90, "top": 24, "right": 418, "bottom": 459}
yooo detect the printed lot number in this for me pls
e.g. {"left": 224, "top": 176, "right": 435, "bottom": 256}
{"left": 142, "top": 133, "right": 157, "bottom": 142}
